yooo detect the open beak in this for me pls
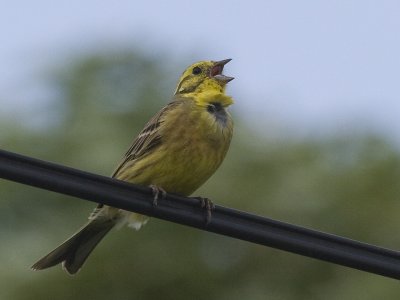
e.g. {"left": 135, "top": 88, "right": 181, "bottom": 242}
{"left": 210, "top": 59, "right": 234, "bottom": 83}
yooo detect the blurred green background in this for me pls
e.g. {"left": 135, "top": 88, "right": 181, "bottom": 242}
{"left": 1, "top": 49, "right": 400, "bottom": 299}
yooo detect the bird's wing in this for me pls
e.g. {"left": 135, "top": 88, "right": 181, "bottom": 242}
{"left": 89, "top": 101, "right": 181, "bottom": 218}
{"left": 89, "top": 100, "right": 183, "bottom": 218}
{"left": 111, "top": 100, "right": 181, "bottom": 178}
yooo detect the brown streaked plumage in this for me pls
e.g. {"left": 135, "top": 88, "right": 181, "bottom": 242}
{"left": 32, "top": 59, "right": 234, "bottom": 274}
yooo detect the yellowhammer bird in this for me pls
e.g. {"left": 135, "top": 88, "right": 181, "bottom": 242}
{"left": 32, "top": 59, "right": 234, "bottom": 274}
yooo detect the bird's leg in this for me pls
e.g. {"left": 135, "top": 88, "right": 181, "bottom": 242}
{"left": 149, "top": 185, "right": 167, "bottom": 206}
{"left": 193, "top": 197, "right": 215, "bottom": 225}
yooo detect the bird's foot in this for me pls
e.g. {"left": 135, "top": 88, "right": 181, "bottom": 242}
{"left": 193, "top": 197, "right": 215, "bottom": 225}
{"left": 149, "top": 185, "right": 167, "bottom": 206}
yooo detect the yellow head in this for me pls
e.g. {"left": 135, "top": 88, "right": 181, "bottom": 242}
{"left": 174, "top": 59, "right": 234, "bottom": 96}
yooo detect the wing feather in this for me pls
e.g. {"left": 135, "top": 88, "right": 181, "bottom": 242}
{"left": 89, "top": 100, "right": 182, "bottom": 217}
{"left": 111, "top": 101, "right": 181, "bottom": 178}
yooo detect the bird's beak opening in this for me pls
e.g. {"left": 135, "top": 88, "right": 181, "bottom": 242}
{"left": 210, "top": 59, "right": 234, "bottom": 83}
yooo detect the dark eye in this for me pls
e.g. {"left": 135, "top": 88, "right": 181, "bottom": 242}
{"left": 192, "top": 66, "right": 202, "bottom": 75}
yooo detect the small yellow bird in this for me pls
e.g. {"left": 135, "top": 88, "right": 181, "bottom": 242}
{"left": 32, "top": 59, "right": 234, "bottom": 274}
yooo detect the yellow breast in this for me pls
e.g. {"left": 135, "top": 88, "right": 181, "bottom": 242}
{"left": 127, "top": 98, "right": 233, "bottom": 196}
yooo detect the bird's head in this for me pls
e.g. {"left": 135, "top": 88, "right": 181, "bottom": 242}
{"left": 174, "top": 59, "right": 234, "bottom": 96}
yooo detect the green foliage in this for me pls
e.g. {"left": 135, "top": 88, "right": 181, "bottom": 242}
{"left": 1, "top": 50, "right": 400, "bottom": 299}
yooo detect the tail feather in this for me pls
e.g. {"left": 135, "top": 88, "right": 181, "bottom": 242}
{"left": 32, "top": 218, "right": 115, "bottom": 275}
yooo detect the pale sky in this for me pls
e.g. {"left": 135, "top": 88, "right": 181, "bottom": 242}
{"left": 1, "top": 1, "right": 400, "bottom": 141}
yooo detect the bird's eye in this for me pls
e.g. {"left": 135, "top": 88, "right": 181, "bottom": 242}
{"left": 192, "top": 66, "right": 202, "bottom": 75}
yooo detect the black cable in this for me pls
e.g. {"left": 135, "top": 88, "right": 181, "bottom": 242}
{"left": 0, "top": 148, "right": 400, "bottom": 280}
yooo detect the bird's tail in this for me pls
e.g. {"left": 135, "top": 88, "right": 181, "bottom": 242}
{"left": 31, "top": 217, "right": 115, "bottom": 275}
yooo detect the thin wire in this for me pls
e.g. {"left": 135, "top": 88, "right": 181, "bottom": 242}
{"left": 1, "top": 148, "right": 400, "bottom": 280}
